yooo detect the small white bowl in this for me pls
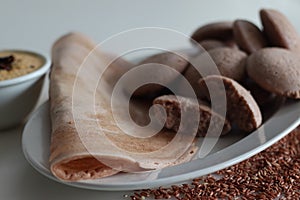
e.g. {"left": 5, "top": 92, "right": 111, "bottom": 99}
{"left": 0, "top": 50, "right": 51, "bottom": 130}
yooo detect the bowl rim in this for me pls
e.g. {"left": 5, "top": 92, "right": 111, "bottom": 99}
{"left": 0, "top": 49, "right": 51, "bottom": 87}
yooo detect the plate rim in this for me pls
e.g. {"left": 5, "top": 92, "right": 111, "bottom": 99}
{"left": 22, "top": 100, "right": 300, "bottom": 191}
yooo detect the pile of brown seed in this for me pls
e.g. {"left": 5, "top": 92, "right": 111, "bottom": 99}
{"left": 126, "top": 126, "right": 300, "bottom": 200}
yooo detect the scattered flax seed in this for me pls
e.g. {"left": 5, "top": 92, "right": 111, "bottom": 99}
{"left": 127, "top": 126, "right": 300, "bottom": 199}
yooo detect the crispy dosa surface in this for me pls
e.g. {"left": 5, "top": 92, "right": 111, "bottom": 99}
{"left": 49, "top": 32, "right": 197, "bottom": 181}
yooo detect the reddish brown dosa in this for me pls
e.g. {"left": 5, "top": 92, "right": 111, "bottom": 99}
{"left": 49, "top": 32, "right": 197, "bottom": 181}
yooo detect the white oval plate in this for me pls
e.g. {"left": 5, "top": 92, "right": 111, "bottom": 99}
{"left": 22, "top": 100, "right": 300, "bottom": 191}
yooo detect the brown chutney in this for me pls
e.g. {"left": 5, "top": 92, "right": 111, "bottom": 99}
{"left": 0, "top": 50, "right": 44, "bottom": 81}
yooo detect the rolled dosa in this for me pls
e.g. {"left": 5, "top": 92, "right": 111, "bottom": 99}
{"left": 49, "top": 32, "right": 198, "bottom": 181}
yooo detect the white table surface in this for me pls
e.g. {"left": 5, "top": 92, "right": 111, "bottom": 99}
{"left": 1, "top": 0, "right": 299, "bottom": 199}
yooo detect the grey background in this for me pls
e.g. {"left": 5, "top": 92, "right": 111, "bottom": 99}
{"left": 0, "top": 0, "right": 299, "bottom": 199}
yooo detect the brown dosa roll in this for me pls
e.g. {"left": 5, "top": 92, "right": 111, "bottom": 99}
{"left": 49, "top": 32, "right": 197, "bottom": 181}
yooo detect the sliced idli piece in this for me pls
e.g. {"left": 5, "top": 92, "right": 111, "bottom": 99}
{"left": 247, "top": 48, "right": 300, "bottom": 99}
{"left": 199, "top": 75, "right": 262, "bottom": 132}
{"left": 129, "top": 52, "right": 189, "bottom": 97}
{"left": 153, "top": 95, "right": 231, "bottom": 137}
